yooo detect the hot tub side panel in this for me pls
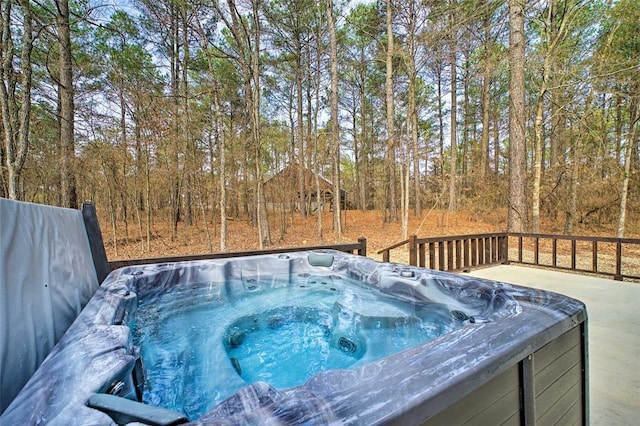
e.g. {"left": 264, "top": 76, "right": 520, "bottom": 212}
{"left": 421, "top": 323, "right": 588, "bottom": 426}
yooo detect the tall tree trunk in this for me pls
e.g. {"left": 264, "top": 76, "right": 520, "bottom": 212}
{"left": 352, "top": 103, "right": 361, "bottom": 210}
{"left": 305, "top": 42, "right": 314, "bottom": 215}
{"left": 532, "top": 90, "right": 545, "bottom": 233}
{"left": 385, "top": 0, "right": 397, "bottom": 222}
{"left": 461, "top": 31, "right": 470, "bottom": 186}
{"left": 169, "top": 2, "right": 180, "bottom": 240}
{"left": 215, "top": 0, "right": 271, "bottom": 246}
{"left": 480, "top": 0, "right": 492, "bottom": 178}
{"left": 534, "top": 0, "right": 571, "bottom": 233}
{"left": 448, "top": 2, "right": 457, "bottom": 214}
{"left": 313, "top": 16, "right": 323, "bottom": 242}
{"left": 182, "top": 4, "right": 193, "bottom": 227}
{"left": 565, "top": 86, "right": 595, "bottom": 234}
{"left": 564, "top": 131, "right": 578, "bottom": 234}
{"left": 407, "top": 0, "right": 421, "bottom": 217}
{"left": 327, "top": 0, "right": 341, "bottom": 237}
{"left": 215, "top": 103, "right": 227, "bottom": 253}
{"left": 296, "top": 38, "right": 307, "bottom": 217}
{"left": 532, "top": 32, "right": 551, "bottom": 233}
{"left": 57, "top": 0, "right": 77, "bottom": 208}
{"left": 617, "top": 93, "right": 639, "bottom": 237}
{"left": 531, "top": 16, "right": 554, "bottom": 234}
{"left": 252, "top": 0, "right": 271, "bottom": 248}
{"left": 401, "top": 154, "right": 409, "bottom": 239}
{"left": 145, "top": 137, "right": 151, "bottom": 251}
{"left": 436, "top": 57, "right": 445, "bottom": 183}
{"left": 1, "top": 0, "right": 33, "bottom": 200}
{"left": 359, "top": 46, "right": 367, "bottom": 211}
{"left": 493, "top": 104, "right": 500, "bottom": 175}
{"left": 508, "top": 0, "right": 527, "bottom": 232}
{"left": 134, "top": 107, "right": 144, "bottom": 213}
{"left": 119, "top": 83, "right": 129, "bottom": 243}
{"left": 614, "top": 93, "right": 623, "bottom": 162}
{"left": 548, "top": 65, "right": 565, "bottom": 221}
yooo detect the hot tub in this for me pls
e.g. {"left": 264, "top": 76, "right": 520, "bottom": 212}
{"left": 2, "top": 251, "right": 588, "bottom": 425}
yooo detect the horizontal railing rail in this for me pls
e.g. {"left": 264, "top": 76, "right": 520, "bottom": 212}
{"left": 509, "top": 233, "right": 640, "bottom": 281}
{"left": 379, "top": 232, "right": 640, "bottom": 281}
{"left": 377, "top": 238, "right": 410, "bottom": 262}
{"left": 108, "top": 237, "right": 367, "bottom": 271}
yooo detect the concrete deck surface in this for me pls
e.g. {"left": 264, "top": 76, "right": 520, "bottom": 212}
{"left": 466, "top": 265, "right": 639, "bottom": 426}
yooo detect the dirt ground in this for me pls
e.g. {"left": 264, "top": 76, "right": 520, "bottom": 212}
{"left": 101, "top": 208, "right": 639, "bottom": 266}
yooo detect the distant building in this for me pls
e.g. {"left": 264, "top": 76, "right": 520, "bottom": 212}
{"left": 263, "top": 163, "right": 347, "bottom": 212}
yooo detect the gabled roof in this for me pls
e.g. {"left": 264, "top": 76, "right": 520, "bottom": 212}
{"left": 264, "top": 163, "right": 336, "bottom": 190}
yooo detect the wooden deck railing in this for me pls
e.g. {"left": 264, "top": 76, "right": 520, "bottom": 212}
{"left": 109, "top": 237, "right": 367, "bottom": 271}
{"left": 378, "top": 233, "right": 509, "bottom": 273}
{"left": 509, "top": 233, "right": 640, "bottom": 281}
{"left": 378, "top": 233, "right": 640, "bottom": 281}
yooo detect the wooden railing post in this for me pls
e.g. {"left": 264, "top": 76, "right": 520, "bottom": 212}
{"left": 490, "top": 236, "right": 497, "bottom": 263}
{"left": 615, "top": 240, "right": 622, "bottom": 281}
{"left": 409, "top": 234, "right": 418, "bottom": 266}
{"left": 429, "top": 242, "right": 436, "bottom": 269}
{"left": 518, "top": 235, "right": 523, "bottom": 262}
{"left": 438, "top": 242, "right": 445, "bottom": 270}
{"left": 447, "top": 240, "right": 454, "bottom": 270}
{"left": 471, "top": 238, "right": 477, "bottom": 266}
{"left": 357, "top": 236, "right": 367, "bottom": 257}
{"left": 464, "top": 238, "right": 470, "bottom": 268}
{"left": 500, "top": 234, "right": 509, "bottom": 264}
{"left": 382, "top": 250, "right": 390, "bottom": 263}
{"left": 485, "top": 237, "right": 491, "bottom": 264}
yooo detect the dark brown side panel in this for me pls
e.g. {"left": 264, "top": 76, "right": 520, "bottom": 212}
{"left": 421, "top": 325, "right": 586, "bottom": 426}
{"left": 422, "top": 365, "right": 521, "bottom": 426}
{"left": 534, "top": 326, "right": 583, "bottom": 426}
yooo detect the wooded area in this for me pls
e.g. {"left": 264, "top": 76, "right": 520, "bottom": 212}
{"left": 2, "top": 0, "right": 639, "bottom": 253}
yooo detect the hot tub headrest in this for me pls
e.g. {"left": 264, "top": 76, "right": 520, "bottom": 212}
{"left": 307, "top": 253, "right": 334, "bottom": 267}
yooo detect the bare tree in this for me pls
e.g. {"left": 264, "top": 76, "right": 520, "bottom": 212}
{"left": 251, "top": 0, "right": 271, "bottom": 247}
{"left": 211, "top": 0, "right": 271, "bottom": 247}
{"left": 193, "top": 16, "right": 228, "bottom": 252}
{"left": 405, "top": 0, "right": 421, "bottom": 217}
{"left": 385, "top": 0, "right": 397, "bottom": 222}
{"left": 532, "top": 0, "right": 575, "bottom": 233}
{"left": 1, "top": 0, "right": 33, "bottom": 200}
{"left": 327, "top": 0, "right": 341, "bottom": 238}
{"left": 56, "top": 0, "right": 77, "bottom": 208}
{"left": 448, "top": 1, "right": 457, "bottom": 214}
{"left": 617, "top": 101, "right": 639, "bottom": 237}
{"left": 313, "top": 5, "right": 324, "bottom": 241}
{"left": 508, "top": 0, "right": 527, "bottom": 232}
{"left": 479, "top": 0, "right": 492, "bottom": 179}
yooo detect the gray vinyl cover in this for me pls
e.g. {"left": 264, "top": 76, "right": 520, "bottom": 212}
{"left": 0, "top": 199, "right": 99, "bottom": 413}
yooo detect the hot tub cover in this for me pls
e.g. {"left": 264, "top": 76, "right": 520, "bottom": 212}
{"left": 0, "top": 199, "right": 99, "bottom": 413}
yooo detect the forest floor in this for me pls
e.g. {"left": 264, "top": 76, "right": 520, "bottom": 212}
{"left": 103, "top": 208, "right": 506, "bottom": 261}
{"left": 101, "top": 207, "right": 640, "bottom": 275}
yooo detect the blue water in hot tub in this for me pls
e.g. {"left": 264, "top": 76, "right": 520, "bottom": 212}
{"left": 132, "top": 274, "right": 460, "bottom": 419}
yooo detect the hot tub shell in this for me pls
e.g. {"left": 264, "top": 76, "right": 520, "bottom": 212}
{"left": 1, "top": 250, "right": 588, "bottom": 425}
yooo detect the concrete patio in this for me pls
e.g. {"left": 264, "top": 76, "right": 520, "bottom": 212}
{"left": 466, "top": 265, "right": 639, "bottom": 426}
